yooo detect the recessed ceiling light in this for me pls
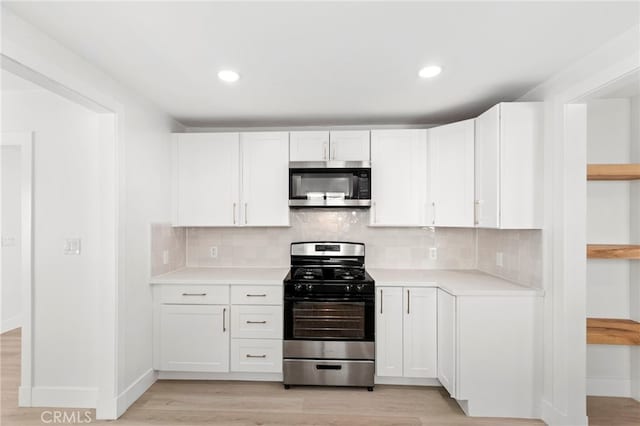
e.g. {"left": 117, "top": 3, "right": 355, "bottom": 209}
{"left": 419, "top": 65, "right": 442, "bottom": 79}
{"left": 218, "top": 70, "right": 240, "bottom": 83}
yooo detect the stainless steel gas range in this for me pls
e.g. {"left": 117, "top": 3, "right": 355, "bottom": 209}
{"left": 282, "top": 242, "right": 375, "bottom": 391}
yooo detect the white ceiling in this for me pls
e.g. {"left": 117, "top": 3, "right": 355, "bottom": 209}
{"left": 4, "top": 1, "right": 639, "bottom": 127}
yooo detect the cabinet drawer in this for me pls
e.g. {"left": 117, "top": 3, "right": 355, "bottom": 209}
{"left": 230, "top": 285, "right": 282, "bottom": 305}
{"left": 160, "top": 285, "right": 229, "bottom": 305}
{"left": 231, "top": 339, "right": 283, "bottom": 373}
{"left": 231, "top": 305, "right": 282, "bottom": 339}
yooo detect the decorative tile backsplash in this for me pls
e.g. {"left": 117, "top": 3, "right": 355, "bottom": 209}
{"left": 476, "top": 229, "right": 542, "bottom": 289}
{"left": 150, "top": 223, "right": 186, "bottom": 276}
{"left": 186, "top": 209, "right": 476, "bottom": 269}
{"left": 151, "top": 211, "right": 543, "bottom": 288}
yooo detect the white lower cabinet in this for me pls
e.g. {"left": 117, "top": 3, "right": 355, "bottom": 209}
{"left": 158, "top": 304, "right": 229, "bottom": 372}
{"left": 376, "top": 287, "right": 437, "bottom": 379}
{"left": 154, "top": 284, "right": 283, "bottom": 377}
{"left": 436, "top": 288, "right": 539, "bottom": 418}
{"left": 231, "top": 339, "right": 283, "bottom": 373}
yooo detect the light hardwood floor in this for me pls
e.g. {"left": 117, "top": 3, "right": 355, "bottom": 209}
{"left": 0, "top": 328, "right": 636, "bottom": 425}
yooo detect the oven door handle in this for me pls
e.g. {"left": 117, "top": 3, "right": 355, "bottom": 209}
{"left": 284, "top": 296, "right": 374, "bottom": 302}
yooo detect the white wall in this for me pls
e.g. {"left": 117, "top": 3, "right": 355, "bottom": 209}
{"left": 1, "top": 7, "right": 183, "bottom": 417}
{"left": 519, "top": 24, "right": 640, "bottom": 426}
{"left": 585, "top": 98, "right": 632, "bottom": 397}
{"left": 1, "top": 144, "right": 22, "bottom": 332}
{"left": 2, "top": 84, "right": 102, "bottom": 400}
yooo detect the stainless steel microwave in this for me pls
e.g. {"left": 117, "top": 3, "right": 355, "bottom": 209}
{"left": 289, "top": 161, "right": 371, "bottom": 207}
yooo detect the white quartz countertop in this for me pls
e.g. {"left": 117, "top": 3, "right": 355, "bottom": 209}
{"left": 150, "top": 267, "right": 289, "bottom": 285}
{"left": 150, "top": 267, "right": 541, "bottom": 296}
{"left": 368, "top": 269, "right": 542, "bottom": 296}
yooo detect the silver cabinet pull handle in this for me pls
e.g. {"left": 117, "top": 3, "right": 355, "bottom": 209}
{"left": 332, "top": 145, "right": 336, "bottom": 160}
{"left": 246, "top": 294, "right": 267, "bottom": 297}
{"left": 474, "top": 200, "right": 480, "bottom": 225}
{"left": 182, "top": 293, "right": 206, "bottom": 296}
{"left": 244, "top": 202, "right": 248, "bottom": 224}
{"left": 407, "top": 289, "right": 411, "bottom": 315}
{"left": 246, "top": 320, "right": 267, "bottom": 324}
{"left": 233, "top": 203, "right": 237, "bottom": 224}
{"left": 380, "top": 289, "right": 383, "bottom": 314}
{"left": 373, "top": 201, "right": 377, "bottom": 224}
{"left": 223, "top": 308, "right": 226, "bottom": 332}
{"left": 246, "top": 354, "right": 267, "bottom": 358}
{"left": 432, "top": 201, "right": 436, "bottom": 225}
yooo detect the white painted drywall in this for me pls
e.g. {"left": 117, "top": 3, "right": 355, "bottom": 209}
{"left": 630, "top": 95, "right": 640, "bottom": 401}
{"left": 1, "top": 145, "right": 22, "bottom": 332}
{"left": 518, "top": 24, "right": 640, "bottom": 426}
{"left": 586, "top": 98, "right": 632, "bottom": 397}
{"left": 2, "top": 86, "right": 101, "bottom": 396}
{"left": 2, "top": 8, "right": 183, "bottom": 417}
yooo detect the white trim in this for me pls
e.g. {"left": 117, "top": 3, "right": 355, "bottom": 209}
{"left": 157, "top": 371, "right": 283, "bottom": 382}
{"left": 0, "top": 315, "right": 21, "bottom": 333}
{"left": 1, "top": 132, "right": 34, "bottom": 407}
{"left": 31, "top": 386, "right": 98, "bottom": 409}
{"left": 587, "top": 378, "right": 632, "bottom": 398}
{"left": 374, "top": 376, "right": 441, "bottom": 386}
{"left": 541, "top": 398, "right": 589, "bottom": 426}
{"left": 111, "top": 368, "right": 157, "bottom": 419}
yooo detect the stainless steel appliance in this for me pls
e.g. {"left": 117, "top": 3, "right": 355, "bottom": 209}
{"left": 289, "top": 162, "right": 371, "bottom": 207}
{"left": 283, "top": 242, "right": 375, "bottom": 390}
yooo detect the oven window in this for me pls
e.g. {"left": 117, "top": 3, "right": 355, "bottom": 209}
{"left": 292, "top": 301, "right": 365, "bottom": 339}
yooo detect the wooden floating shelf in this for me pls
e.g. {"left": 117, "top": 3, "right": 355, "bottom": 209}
{"left": 587, "top": 244, "right": 640, "bottom": 259}
{"left": 587, "top": 318, "right": 640, "bottom": 345}
{"left": 587, "top": 163, "right": 640, "bottom": 180}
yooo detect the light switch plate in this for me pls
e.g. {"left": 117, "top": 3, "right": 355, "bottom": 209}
{"left": 429, "top": 247, "right": 438, "bottom": 260}
{"left": 496, "top": 252, "right": 504, "bottom": 267}
{"left": 209, "top": 246, "right": 218, "bottom": 258}
{"left": 162, "top": 250, "right": 169, "bottom": 265}
{"left": 64, "top": 238, "right": 81, "bottom": 255}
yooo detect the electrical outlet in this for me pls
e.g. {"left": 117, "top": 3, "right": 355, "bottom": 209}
{"left": 162, "top": 250, "right": 169, "bottom": 265}
{"left": 209, "top": 246, "right": 218, "bottom": 258}
{"left": 64, "top": 238, "right": 81, "bottom": 255}
{"left": 429, "top": 247, "right": 438, "bottom": 260}
{"left": 496, "top": 252, "right": 504, "bottom": 267}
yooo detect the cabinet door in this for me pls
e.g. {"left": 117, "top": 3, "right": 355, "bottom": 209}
{"left": 437, "top": 289, "right": 456, "bottom": 397}
{"left": 174, "top": 133, "right": 240, "bottom": 226}
{"left": 370, "top": 130, "right": 427, "bottom": 226}
{"left": 329, "top": 130, "right": 370, "bottom": 161}
{"left": 240, "top": 132, "right": 290, "bottom": 226}
{"left": 428, "top": 120, "right": 475, "bottom": 227}
{"left": 403, "top": 287, "right": 437, "bottom": 378}
{"left": 474, "top": 105, "right": 500, "bottom": 228}
{"left": 159, "top": 304, "right": 229, "bottom": 372}
{"left": 376, "top": 287, "right": 404, "bottom": 377}
{"left": 290, "top": 131, "right": 329, "bottom": 161}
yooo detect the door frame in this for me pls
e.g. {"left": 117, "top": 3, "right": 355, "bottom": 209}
{"left": 1, "top": 52, "right": 122, "bottom": 418}
{"left": 1, "top": 132, "right": 33, "bottom": 403}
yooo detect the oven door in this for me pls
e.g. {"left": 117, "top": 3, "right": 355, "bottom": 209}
{"left": 284, "top": 295, "right": 375, "bottom": 342}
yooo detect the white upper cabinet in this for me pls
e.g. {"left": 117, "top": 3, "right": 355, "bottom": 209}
{"left": 240, "top": 132, "right": 290, "bottom": 226}
{"left": 289, "top": 130, "right": 370, "bottom": 161}
{"left": 329, "top": 130, "right": 370, "bottom": 161}
{"left": 370, "top": 129, "right": 427, "bottom": 226}
{"left": 427, "top": 119, "right": 475, "bottom": 227}
{"left": 173, "top": 132, "right": 289, "bottom": 227}
{"left": 173, "top": 133, "right": 240, "bottom": 227}
{"left": 475, "top": 102, "right": 543, "bottom": 229}
{"left": 289, "top": 131, "right": 329, "bottom": 161}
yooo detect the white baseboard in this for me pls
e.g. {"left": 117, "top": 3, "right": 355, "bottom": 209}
{"left": 374, "top": 376, "right": 441, "bottom": 386}
{"left": 30, "top": 386, "right": 97, "bottom": 408}
{"left": 158, "top": 371, "right": 283, "bottom": 382}
{"left": 1, "top": 315, "right": 21, "bottom": 333}
{"left": 115, "top": 368, "right": 157, "bottom": 418}
{"left": 587, "top": 377, "right": 631, "bottom": 397}
{"left": 541, "top": 398, "right": 588, "bottom": 426}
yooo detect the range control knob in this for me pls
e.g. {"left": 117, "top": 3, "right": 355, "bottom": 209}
{"left": 294, "top": 283, "right": 304, "bottom": 292}
{"left": 355, "top": 284, "right": 365, "bottom": 292}
{"left": 345, "top": 284, "right": 353, "bottom": 293}
{"left": 305, "top": 284, "right": 314, "bottom": 292}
